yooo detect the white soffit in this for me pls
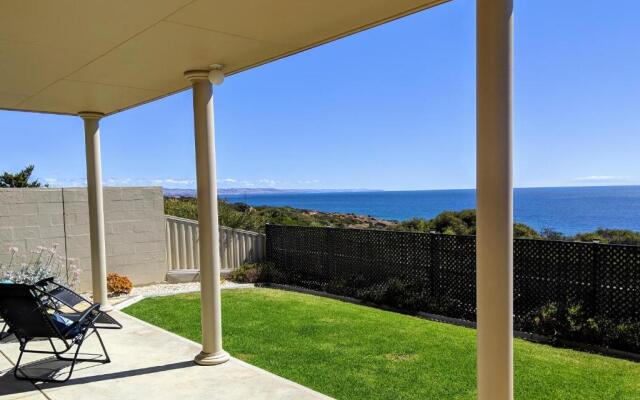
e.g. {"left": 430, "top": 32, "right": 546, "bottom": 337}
{"left": 0, "top": 0, "right": 448, "bottom": 116}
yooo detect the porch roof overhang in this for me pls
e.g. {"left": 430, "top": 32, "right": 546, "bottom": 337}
{"left": 0, "top": 0, "right": 447, "bottom": 117}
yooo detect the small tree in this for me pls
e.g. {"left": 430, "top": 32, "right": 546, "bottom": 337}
{"left": 0, "top": 165, "right": 47, "bottom": 188}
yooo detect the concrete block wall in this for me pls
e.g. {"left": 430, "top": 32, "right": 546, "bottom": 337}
{"left": 0, "top": 187, "right": 167, "bottom": 290}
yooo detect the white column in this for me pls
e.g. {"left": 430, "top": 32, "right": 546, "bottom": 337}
{"left": 79, "top": 111, "right": 111, "bottom": 312}
{"left": 476, "top": 1, "right": 513, "bottom": 399}
{"left": 185, "top": 70, "right": 230, "bottom": 365}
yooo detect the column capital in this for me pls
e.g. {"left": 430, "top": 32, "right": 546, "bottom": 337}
{"left": 78, "top": 111, "right": 104, "bottom": 120}
{"left": 184, "top": 70, "right": 210, "bottom": 82}
{"left": 185, "top": 65, "right": 225, "bottom": 86}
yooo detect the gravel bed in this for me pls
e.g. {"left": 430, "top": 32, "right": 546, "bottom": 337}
{"left": 97, "top": 281, "right": 256, "bottom": 307}
{"left": 131, "top": 282, "right": 200, "bottom": 298}
{"left": 131, "top": 280, "right": 255, "bottom": 298}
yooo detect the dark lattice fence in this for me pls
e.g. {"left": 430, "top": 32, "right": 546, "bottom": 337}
{"left": 264, "top": 225, "right": 640, "bottom": 353}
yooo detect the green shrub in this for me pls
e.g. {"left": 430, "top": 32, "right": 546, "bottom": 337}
{"left": 381, "top": 278, "right": 416, "bottom": 310}
{"left": 523, "top": 301, "right": 639, "bottom": 353}
{"left": 514, "top": 223, "right": 542, "bottom": 239}
{"left": 565, "top": 303, "right": 602, "bottom": 343}
{"left": 429, "top": 211, "right": 474, "bottom": 235}
{"left": 355, "top": 278, "right": 427, "bottom": 312}
{"left": 356, "top": 284, "right": 386, "bottom": 304}
{"left": 164, "top": 197, "right": 198, "bottom": 220}
{"left": 526, "top": 302, "right": 562, "bottom": 337}
{"left": 325, "top": 279, "right": 349, "bottom": 296}
{"left": 610, "top": 321, "right": 640, "bottom": 352}
{"left": 229, "top": 263, "right": 264, "bottom": 283}
{"left": 392, "top": 218, "right": 430, "bottom": 232}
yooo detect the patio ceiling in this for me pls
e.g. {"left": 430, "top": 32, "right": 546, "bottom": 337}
{"left": 0, "top": 0, "right": 447, "bottom": 116}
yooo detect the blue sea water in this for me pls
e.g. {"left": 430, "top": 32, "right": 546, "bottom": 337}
{"left": 219, "top": 186, "right": 640, "bottom": 235}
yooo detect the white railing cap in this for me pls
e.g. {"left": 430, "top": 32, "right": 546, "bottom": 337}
{"left": 165, "top": 215, "right": 264, "bottom": 236}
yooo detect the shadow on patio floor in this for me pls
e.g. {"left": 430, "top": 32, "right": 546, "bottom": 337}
{"left": 0, "top": 311, "right": 331, "bottom": 400}
{"left": 1, "top": 359, "right": 194, "bottom": 396}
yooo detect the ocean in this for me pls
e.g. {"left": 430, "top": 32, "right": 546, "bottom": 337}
{"left": 214, "top": 186, "right": 640, "bottom": 235}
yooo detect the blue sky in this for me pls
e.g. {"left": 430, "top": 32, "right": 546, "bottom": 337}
{"left": 1, "top": 0, "right": 639, "bottom": 191}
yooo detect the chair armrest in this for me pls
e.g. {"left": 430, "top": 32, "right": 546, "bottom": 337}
{"left": 76, "top": 303, "right": 102, "bottom": 324}
{"left": 34, "top": 277, "right": 55, "bottom": 287}
{"left": 59, "top": 304, "right": 102, "bottom": 336}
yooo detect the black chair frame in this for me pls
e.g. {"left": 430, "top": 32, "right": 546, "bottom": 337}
{"left": 34, "top": 277, "right": 122, "bottom": 330}
{"left": 0, "top": 284, "right": 111, "bottom": 383}
{"left": 2, "top": 277, "right": 122, "bottom": 342}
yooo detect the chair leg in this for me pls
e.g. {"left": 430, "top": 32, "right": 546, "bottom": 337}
{"left": 54, "top": 328, "right": 110, "bottom": 364}
{"left": 16, "top": 340, "right": 83, "bottom": 383}
{"left": 94, "top": 328, "right": 111, "bottom": 363}
{"left": 13, "top": 344, "right": 27, "bottom": 381}
{"left": 14, "top": 329, "right": 110, "bottom": 383}
{"left": 58, "top": 338, "right": 84, "bottom": 382}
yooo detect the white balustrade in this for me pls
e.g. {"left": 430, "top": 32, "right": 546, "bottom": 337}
{"left": 165, "top": 215, "right": 266, "bottom": 271}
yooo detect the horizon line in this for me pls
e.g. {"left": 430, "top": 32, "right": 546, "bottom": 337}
{"left": 162, "top": 183, "right": 640, "bottom": 192}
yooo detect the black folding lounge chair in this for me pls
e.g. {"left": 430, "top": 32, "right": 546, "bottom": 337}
{"left": 34, "top": 277, "right": 122, "bottom": 330}
{"left": 0, "top": 283, "right": 111, "bottom": 383}
{"left": 1, "top": 278, "right": 122, "bottom": 342}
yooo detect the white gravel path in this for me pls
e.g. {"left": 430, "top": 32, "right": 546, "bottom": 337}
{"left": 94, "top": 281, "right": 256, "bottom": 309}
{"left": 131, "top": 280, "right": 255, "bottom": 298}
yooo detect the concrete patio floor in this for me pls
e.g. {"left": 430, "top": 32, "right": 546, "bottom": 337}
{"left": 0, "top": 311, "right": 332, "bottom": 400}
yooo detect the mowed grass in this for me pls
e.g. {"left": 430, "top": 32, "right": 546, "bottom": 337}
{"left": 124, "top": 289, "right": 640, "bottom": 400}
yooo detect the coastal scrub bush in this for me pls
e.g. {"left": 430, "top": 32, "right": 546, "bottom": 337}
{"left": 514, "top": 223, "right": 542, "bottom": 239}
{"left": 164, "top": 197, "right": 389, "bottom": 234}
{"left": 572, "top": 229, "right": 640, "bottom": 245}
{"left": 165, "top": 197, "right": 267, "bottom": 232}
{"left": 394, "top": 218, "right": 431, "bottom": 232}
{"left": 165, "top": 197, "right": 640, "bottom": 245}
{"left": 165, "top": 197, "right": 198, "bottom": 220}
{"left": 428, "top": 210, "right": 475, "bottom": 235}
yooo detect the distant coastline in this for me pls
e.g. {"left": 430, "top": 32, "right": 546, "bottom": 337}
{"left": 164, "top": 187, "right": 383, "bottom": 197}
{"left": 164, "top": 185, "right": 640, "bottom": 235}
{"left": 164, "top": 185, "right": 640, "bottom": 198}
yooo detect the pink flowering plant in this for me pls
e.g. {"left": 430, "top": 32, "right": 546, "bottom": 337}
{"left": 0, "top": 244, "right": 80, "bottom": 289}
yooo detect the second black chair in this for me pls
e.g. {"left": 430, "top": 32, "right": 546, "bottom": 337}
{"left": 0, "top": 283, "right": 112, "bottom": 383}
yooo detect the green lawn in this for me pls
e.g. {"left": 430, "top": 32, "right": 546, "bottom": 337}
{"left": 123, "top": 288, "right": 639, "bottom": 400}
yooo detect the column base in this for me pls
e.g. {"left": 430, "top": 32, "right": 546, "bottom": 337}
{"left": 194, "top": 350, "right": 230, "bottom": 366}
{"left": 99, "top": 303, "right": 113, "bottom": 312}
